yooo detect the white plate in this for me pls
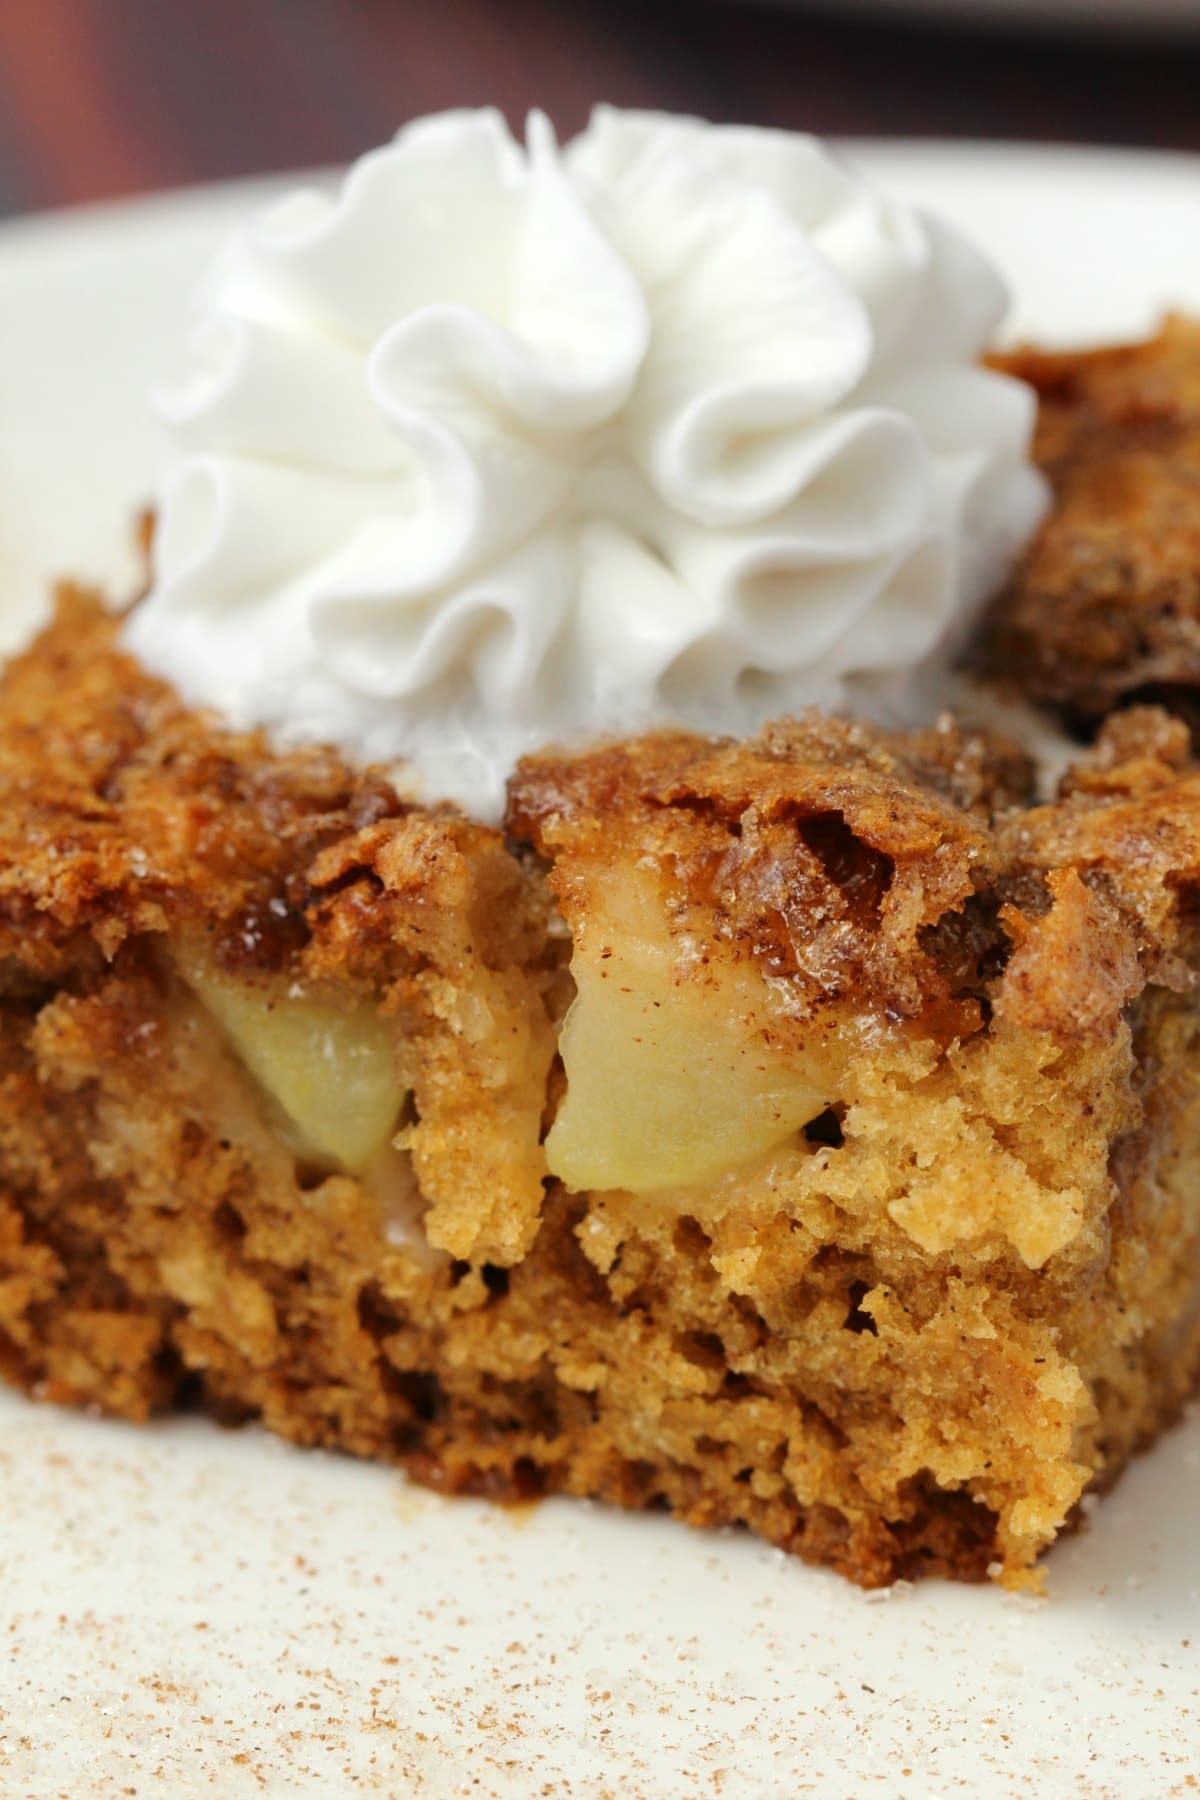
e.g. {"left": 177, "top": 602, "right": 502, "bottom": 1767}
{"left": 1, "top": 144, "right": 1198, "bottom": 1800}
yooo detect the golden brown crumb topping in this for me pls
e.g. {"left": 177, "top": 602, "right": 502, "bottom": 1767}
{"left": 998, "top": 711, "right": 1200, "bottom": 985}
{"left": 5, "top": 590, "right": 1199, "bottom": 1048}
{"left": 506, "top": 716, "right": 1023, "bottom": 1025}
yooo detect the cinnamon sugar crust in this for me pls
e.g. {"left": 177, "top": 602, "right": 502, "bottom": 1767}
{"left": 507, "top": 715, "right": 1035, "bottom": 1036}
{"left": 979, "top": 317, "right": 1200, "bottom": 722}
{"left": 1, "top": 594, "right": 1199, "bottom": 1588}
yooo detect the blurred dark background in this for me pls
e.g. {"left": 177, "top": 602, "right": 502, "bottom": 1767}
{"left": 0, "top": 0, "right": 1198, "bottom": 218}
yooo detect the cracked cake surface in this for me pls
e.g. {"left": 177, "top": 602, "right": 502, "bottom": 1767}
{"left": 2, "top": 590, "right": 1199, "bottom": 1587}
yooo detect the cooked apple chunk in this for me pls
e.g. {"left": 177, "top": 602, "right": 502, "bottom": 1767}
{"left": 508, "top": 721, "right": 992, "bottom": 1201}
{"left": 177, "top": 945, "right": 404, "bottom": 1172}
{"left": 545, "top": 866, "right": 844, "bottom": 1193}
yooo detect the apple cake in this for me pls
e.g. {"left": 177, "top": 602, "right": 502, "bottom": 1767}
{"left": 980, "top": 315, "right": 1200, "bottom": 724}
{"left": 3, "top": 99, "right": 1199, "bottom": 1588}
{"left": 1, "top": 584, "right": 1198, "bottom": 1589}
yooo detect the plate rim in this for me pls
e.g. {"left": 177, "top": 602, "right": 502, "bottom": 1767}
{"left": 1, "top": 131, "right": 1199, "bottom": 247}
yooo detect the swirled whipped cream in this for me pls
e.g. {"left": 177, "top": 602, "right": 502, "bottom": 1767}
{"left": 126, "top": 107, "right": 1049, "bottom": 818}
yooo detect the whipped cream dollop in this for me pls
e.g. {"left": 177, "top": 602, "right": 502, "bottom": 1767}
{"left": 126, "top": 107, "right": 1049, "bottom": 817}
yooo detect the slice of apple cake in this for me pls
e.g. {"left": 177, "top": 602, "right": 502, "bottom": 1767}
{"left": 980, "top": 317, "right": 1200, "bottom": 723}
{"left": 2, "top": 591, "right": 1199, "bottom": 1588}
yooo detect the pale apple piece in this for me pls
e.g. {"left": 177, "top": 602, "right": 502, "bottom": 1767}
{"left": 545, "top": 869, "right": 844, "bottom": 1195}
{"left": 177, "top": 945, "right": 404, "bottom": 1173}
